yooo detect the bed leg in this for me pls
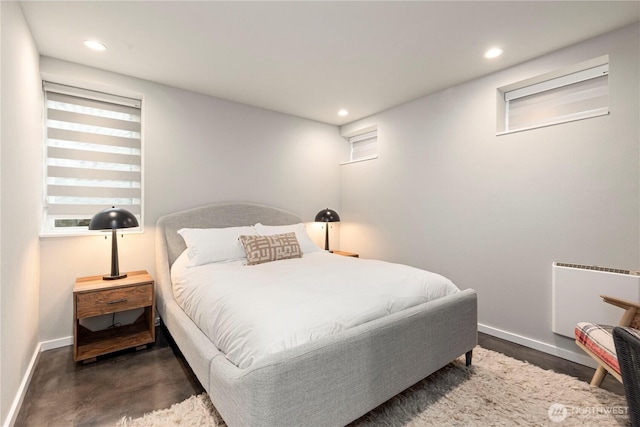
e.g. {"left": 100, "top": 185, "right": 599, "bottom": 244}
{"left": 465, "top": 350, "right": 473, "bottom": 366}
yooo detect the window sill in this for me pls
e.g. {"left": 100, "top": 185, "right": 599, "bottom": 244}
{"left": 340, "top": 155, "right": 378, "bottom": 166}
{"left": 496, "top": 110, "right": 609, "bottom": 136}
{"left": 39, "top": 228, "right": 144, "bottom": 238}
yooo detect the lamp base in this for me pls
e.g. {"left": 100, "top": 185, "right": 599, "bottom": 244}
{"left": 103, "top": 273, "right": 128, "bottom": 281}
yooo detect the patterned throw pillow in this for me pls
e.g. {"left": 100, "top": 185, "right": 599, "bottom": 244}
{"left": 239, "top": 232, "right": 302, "bottom": 265}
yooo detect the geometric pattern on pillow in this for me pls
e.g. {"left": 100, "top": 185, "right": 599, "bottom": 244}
{"left": 575, "top": 322, "right": 620, "bottom": 374}
{"left": 239, "top": 232, "right": 302, "bottom": 266}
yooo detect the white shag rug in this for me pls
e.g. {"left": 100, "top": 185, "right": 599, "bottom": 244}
{"left": 117, "top": 346, "right": 629, "bottom": 426}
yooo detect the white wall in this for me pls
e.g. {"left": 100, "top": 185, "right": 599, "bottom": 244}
{"left": 38, "top": 57, "right": 347, "bottom": 344}
{"left": 0, "top": 2, "right": 43, "bottom": 424}
{"left": 339, "top": 24, "right": 640, "bottom": 363}
{"left": 3, "top": 9, "right": 637, "bottom": 425}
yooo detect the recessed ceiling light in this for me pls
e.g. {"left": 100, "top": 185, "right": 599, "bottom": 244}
{"left": 83, "top": 40, "right": 107, "bottom": 51}
{"left": 484, "top": 48, "right": 503, "bottom": 59}
{"left": 338, "top": 109, "right": 349, "bottom": 116}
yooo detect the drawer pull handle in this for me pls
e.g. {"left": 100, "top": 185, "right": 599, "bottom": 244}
{"left": 107, "top": 298, "right": 127, "bottom": 305}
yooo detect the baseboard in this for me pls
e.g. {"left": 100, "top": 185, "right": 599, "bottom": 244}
{"left": 3, "top": 343, "right": 41, "bottom": 427}
{"left": 40, "top": 335, "right": 73, "bottom": 351}
{"left": 478, "top": 323, "right": 597, "bottom": 369}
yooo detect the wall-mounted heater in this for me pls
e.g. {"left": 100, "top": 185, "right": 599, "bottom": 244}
{"left": 552, "top": 262, "right": 640, "bottom": 339}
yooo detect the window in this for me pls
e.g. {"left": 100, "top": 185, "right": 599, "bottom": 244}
{"left": 341, "top": 125, "right": 378, "bottom": 164}
{"left": 497, "top": 56, "right": 609, "bottom": 134}
{"left": 42, "top": 82, "right": 142, "bottom": 235}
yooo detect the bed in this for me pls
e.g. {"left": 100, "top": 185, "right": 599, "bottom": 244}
{"left": 155, "top": 202, "right": 477, "bottom": 426}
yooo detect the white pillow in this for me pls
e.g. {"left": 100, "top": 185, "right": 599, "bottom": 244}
{"left": 177, "top": 226, "right": 258, "bottom": 266}
{"left": 253, "top": 223, "right": 320, "bottom": 254}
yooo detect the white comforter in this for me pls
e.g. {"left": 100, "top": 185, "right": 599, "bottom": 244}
{"left": 171, "top": 251, "right": 459, "bottom": 369}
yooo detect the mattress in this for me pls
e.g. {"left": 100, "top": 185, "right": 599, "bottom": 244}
{"left": 171, "top": 251, "right": 460, "bottom": 368}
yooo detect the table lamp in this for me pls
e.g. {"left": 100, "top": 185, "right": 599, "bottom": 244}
{"left": 315, "top": 208, "right": 340, "bottom": 251}
{"left": 89, "top": 206, "right": 139, "bottom": 280}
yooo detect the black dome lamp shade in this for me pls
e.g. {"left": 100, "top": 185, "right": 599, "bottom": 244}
{"left": 314, "top": 208, "right": 340, "bottom": 251}
{"left": 89, "top": 206, "right": 139, "bottom": 280}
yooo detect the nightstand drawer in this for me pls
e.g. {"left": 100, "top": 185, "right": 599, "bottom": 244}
{"left": 76, "top": 283, "right": 153, "bottom": 318}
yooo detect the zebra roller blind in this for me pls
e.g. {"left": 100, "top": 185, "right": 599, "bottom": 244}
{"left": 349, "top": 130, "right": 378, "bottom": 162}
{"left": 43, "top": 82, "right": 142, "bottom": 234}
{"left": 503, "top": 63, "right": 609, "bottom": 133}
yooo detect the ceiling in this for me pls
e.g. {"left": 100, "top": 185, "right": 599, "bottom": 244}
{"left": 19, "top": 1, "right": 640, "bottom": 126}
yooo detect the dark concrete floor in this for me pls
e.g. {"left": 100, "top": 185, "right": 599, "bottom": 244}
{"left": 14, "top": 326, "right": 204, "bottom": 427}
{"left": 15, "top": 328, "right": 623, "bottom": 426}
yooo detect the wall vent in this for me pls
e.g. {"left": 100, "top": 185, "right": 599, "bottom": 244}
{"left": 554, "top": 262, "right": 640, "bottom": 276}
{"left": 552, "top": 262, "right": 640, "bottom": 339}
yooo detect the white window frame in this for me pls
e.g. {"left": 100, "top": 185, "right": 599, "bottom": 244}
{"left": 41, "top": 81, "right": 144, "bottom": 236}
{"left": 340, "top": 125, "right": 378, "bottom": 165}
{"left": 497, "top": 55, "right": 609, "bottom": 135}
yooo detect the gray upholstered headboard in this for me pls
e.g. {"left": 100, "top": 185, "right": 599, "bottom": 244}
{"left": 156, "top": 202, "right": 301, "bottom": 267}
{"left": 154, "top": 202, "right": 302, "bottom": 335}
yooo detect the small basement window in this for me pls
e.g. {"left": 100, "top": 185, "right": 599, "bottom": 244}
{"left": 340, "top": 125, "right": 378, "bottom": 165}
{"left": 497, "top": 55, "right": 609, "bottom": 134}
{"left": 42, "top": 81, "right": 143, "bottom": 236}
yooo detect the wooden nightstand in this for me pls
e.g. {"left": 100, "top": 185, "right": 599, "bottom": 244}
{"left": 73, "top": 270, "right": 155, "bottom": 363}
{"left": 331, "top": 250, "right": 359, "bottom": 258}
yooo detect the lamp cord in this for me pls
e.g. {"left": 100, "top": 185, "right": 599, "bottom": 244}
{"left": 108, "top": 312, "right": 122, "bottom": 329}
